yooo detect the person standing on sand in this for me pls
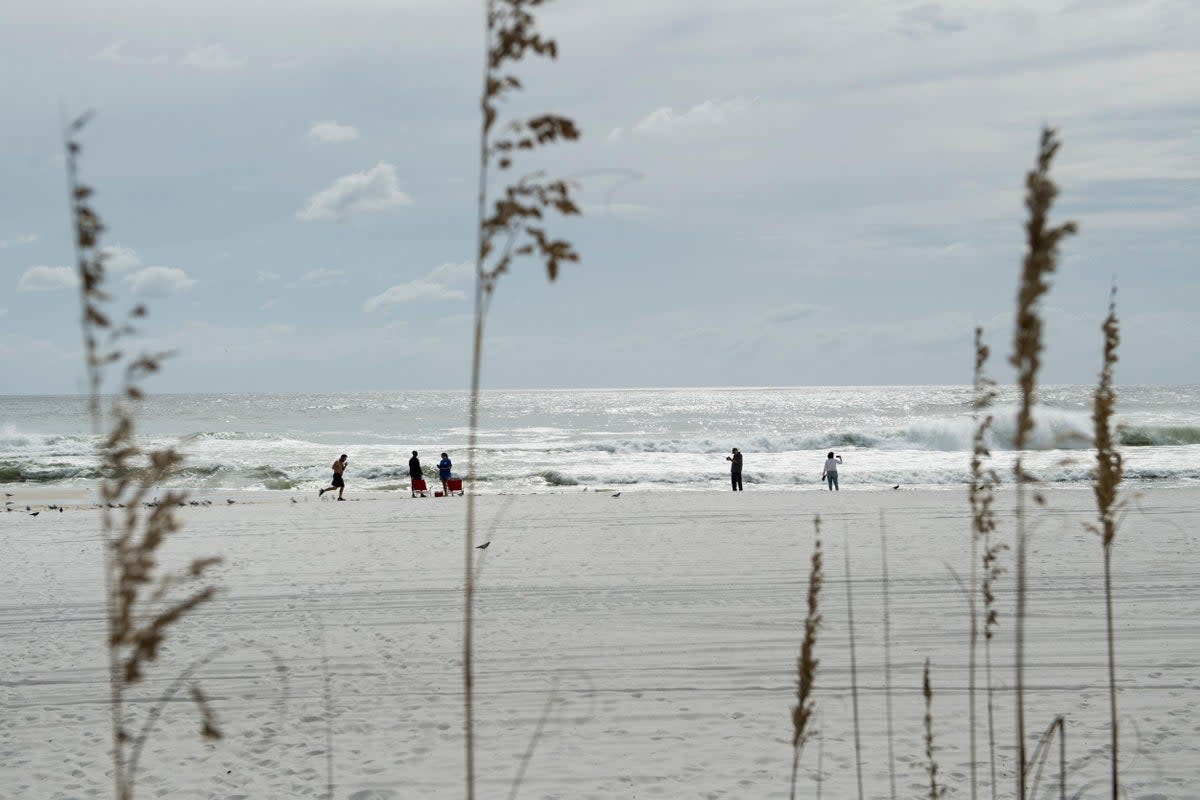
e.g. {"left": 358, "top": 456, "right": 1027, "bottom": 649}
{"left": 320, "top": 454, "right": 349, "bottom": 500}
{"left": 822, "top": 451, "right": 843, "bottom": 491}
{"left": 409, "top": 451, "right": 422, "bottom": 483}
{"left": 438, "top": 452, "right": 453, "bottom": 495}
{"left": 726, "top": 447, "right": 743, "bottom": 491}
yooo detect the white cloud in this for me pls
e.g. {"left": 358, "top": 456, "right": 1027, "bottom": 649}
{"left": 607, "top": 128, "right": 624, "bottom": 143}
{"left": 126, "top": 267, "right": 197, "bottom": 298}
{"left": 898, "top": 4, "right": 967, "bottom": 39}
{"left": 296, "top": 162, "right": 413, "bottom": 222}
{"left": 632, "top": 98, "right": 751, "bottom": 136}
{"left": 181, "top": 43, "right": 245, "bottom": 71}
{"left": 286, "top": 268, "right": 345, "bottom": 289}
{"left": 17, "top": 266, "right": 78, "bottom": 292}
{"left": 256, "top": 270, "right": 281, "bottom": 283}
{"left": 309, "top": 121, "right": 360, "bottom": 144}
{"left": 101, "top": 244, "right": 142, "bottom": 272}
{"left": 0, "top": 233, "right": 37, "bottom": 248}
{"left": 766, "top": 304, "right": 820, "bottom": 324}
{"left": 363, "top": 262, "right": 471, "bottom": 312}
{"left": 95, "top": 41, "right": 167, "bottom": 66}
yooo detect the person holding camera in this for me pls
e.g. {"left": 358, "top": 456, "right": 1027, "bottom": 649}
{"left": 726, "top": 447, "right": 743, "bottom": 491}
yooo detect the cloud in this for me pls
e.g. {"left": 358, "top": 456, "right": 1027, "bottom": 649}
{"left": 0, "top": 233, "right": 37, "bottom": 248}
{"left": 0, "top": 308, "right": 7, "bottom": 317}
{"left": 362, "top": 262, "right": 471, "bottom": 312}
{"left": 309, "top": 121, "right": 360, "bottom": 144}
{"left": 766, "top": 304, "right": 820, "bottom": 324}
{"left": 898, "top": 4, "right": 967, "bottom": 38}
{"left": 632, "top": 98, "right": 750, "bottom": 136}
{"left": 17, "top": 266, "right": 77, "bottom": 291}
{"left": 607, "top": 128, "right": 624, "bottom": 143}
{"left": 101, "top": 244, "right": 142, "bottom": 272}
{"left": 95, "top": 41, "right": 167, "bottom": 66}
{"left": 181, "top": 43, "right": 245, "bottom": 71}
{"left": 256, "top": 270, "right": 281, "bottom": 283}
{"left": 286, "top": 268, "right": 345, "bottom": 289}
{"left": 296, "top": 162, "right": 412, "bottom": 222}
{"left": 126, "top": 267, "right": 197, "bottom": 298}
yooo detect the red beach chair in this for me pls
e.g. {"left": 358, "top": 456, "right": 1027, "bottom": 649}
{"left": 447, "top": 478, "right": 464, "bottom": 496}
{"left": 411, "top": 478, "right": 429, "bottom": 498}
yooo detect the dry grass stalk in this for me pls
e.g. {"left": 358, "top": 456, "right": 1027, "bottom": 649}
{"left": 878, "top": 512, "right": 898, "bottom": 800}
{"left": 65, "top": 114, "right": 222, "bottom": 800}
{"left": 923, "top": 659, "right": 946, "bottom": 800}
{"left": 1027, "top": 715, "right": 1067, "bottom": 800}
{"left": 842, "top": 523, "right": 865, "bottom": 800}
{"left": 1008, "top": 126, "right": 1077, "bottom": 800}
{"left": 465, "top": 2, "right": 581, "bottom": 796}
{"left": 789, "top": 516, "right": 824, "bottom": 800}
{"left": 969, "top": 327, "right": 1002, "bottom": 800}
{"left": 1088, "top": 287, "right": 1124, "bottom": 799}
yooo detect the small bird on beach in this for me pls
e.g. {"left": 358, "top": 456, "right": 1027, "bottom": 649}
{"left": 30, "top": 511, "right": 39, "bottom": 517}
{"left": 291, "top": 497, "right": 298, "bottom": 504}
{"left": 611, "top": 491, "right": 621, "bottom": 498}
{"left": 226, "top": 499, "right": 235, "bottom": 505}
{"left": 475, "top": 541, "right": 490, "bottom": 550}
{"left": 892, "top": 484, "right": 900, "bottom": 490}
{"left": 26, "top": 505, "right": 31, "bottom": 511}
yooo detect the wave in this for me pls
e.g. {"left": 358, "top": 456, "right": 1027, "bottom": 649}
{"left": 1120, "top": 425, "right": 1200, "bottom": 447}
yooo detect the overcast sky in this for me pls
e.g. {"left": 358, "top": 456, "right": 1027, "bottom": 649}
{"left": 1, "top": 0, "right": 1197, "bottom": 394}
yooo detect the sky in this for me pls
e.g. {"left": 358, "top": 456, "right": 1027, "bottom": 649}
{"left": 1, "top": 0, "right": 1197, "bottom": 394}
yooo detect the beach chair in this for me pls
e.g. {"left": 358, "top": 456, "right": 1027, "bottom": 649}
{"left": 411, "top": 478, "right": 428, "bottom": 498}
{"left": 447, "top": 478, "right": 464, "bottom": 496}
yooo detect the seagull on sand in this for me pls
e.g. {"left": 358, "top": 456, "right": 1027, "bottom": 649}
{"left": 30, "top": 511, "right": 39, "bottom": 517}
{"left": 892, "top": 484, "right": 900, "bottom": 490}
{"left": 291, "top": 497, "right": 298, "bottom": 504}
{"left": 226, "top": 499, "right": 236, "bottom": 505}
{"left": 475, "top": 541, "right": 490, "bottom": 550}
{"left": 611, "top": 491, "right": 621, "bottom": 498}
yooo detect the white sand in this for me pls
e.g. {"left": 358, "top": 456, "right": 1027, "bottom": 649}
{"left": 1, "top": 486, "right": 1197, "bottom": 799}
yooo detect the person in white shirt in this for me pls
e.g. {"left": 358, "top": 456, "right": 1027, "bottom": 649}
{"left": 822, "top": 451, "right": 843, "bottom": 491}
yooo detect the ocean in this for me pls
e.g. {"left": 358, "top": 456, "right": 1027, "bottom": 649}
{"left": 1, "top": 385, "right": 1198, "bottom": 494}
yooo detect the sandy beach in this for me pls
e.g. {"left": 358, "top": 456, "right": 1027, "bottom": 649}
{"left": 2, "top": 486, "right": 1197, "bottom": 799}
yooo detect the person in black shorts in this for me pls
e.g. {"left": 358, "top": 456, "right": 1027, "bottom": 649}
{"left": 726, "top": 447, "right": 743, "bottom": 491}
{"left": 319, "top": 454, "right": 348, "bottom": 500}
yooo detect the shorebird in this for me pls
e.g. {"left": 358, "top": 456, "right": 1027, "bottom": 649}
{"left": 30, "top": 511, "right": 39, "bottom": 517}
{"left": 291, "top": 498, "right": 298, "bottom": 504}
{"left": 226, "top": 499, "right": 235, "bottom": 505}
{"left": 475, "top": 541, "right": 491, "bottom": 550}
{"left": 892, "top": 484, "right": 900, "bottom": 490}
{"left": 611, "top": 491, "right": 621, "bottom": 498}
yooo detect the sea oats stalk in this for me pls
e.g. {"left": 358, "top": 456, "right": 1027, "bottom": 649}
{"left": 878, "top": 512, "right": 898, "bottom": 800}
{"left": 789, "top": 516, "right": 824, "bottom": 800}
{"left": 1088, "top": 288, "right": 1123, "bottom": 799}
{"left": 65, "top": 114, "right": 222, "bottom": 800}
{"left": 466, "top": 2, "right": 581, "bottom": 796}
{"left": 842, "top": 524, "right": 865, "bottom": 800}
{"left": 1008, "top": 126, "right": 1077, "bottom": 800}
{"left": 969, "top": 327, "right": 1001, "bottom": 800}
{"left": 924, "top": 659, "right": 946, "bottom": 800}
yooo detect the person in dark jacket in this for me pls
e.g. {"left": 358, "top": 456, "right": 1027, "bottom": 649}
{"left": 408, "top": 451, "right": 422, "bottom": 482}
{"left": 726, "top": 447, "right": 743, "bottom": 491}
